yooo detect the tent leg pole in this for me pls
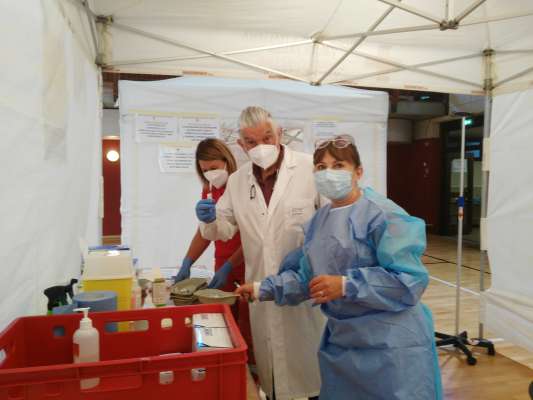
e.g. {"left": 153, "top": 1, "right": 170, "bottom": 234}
{"left": 478, "top": 49, "right": 494, "bottom": 340}
{"left": 463, "top": 49, "right": 496, "bottom": 358}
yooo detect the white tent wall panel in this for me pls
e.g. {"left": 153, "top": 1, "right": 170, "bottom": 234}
{"left": 482, "top": 86, "right": 533, "bottom": 352}
{"left": 0, "top": 0, "right": 101, "bottom": 330}
{"left": 119, "top": 77, "right": 388, "bottom": 273}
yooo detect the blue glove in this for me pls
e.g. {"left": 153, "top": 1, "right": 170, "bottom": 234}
{"left": 195, "top": 199, "right": 216, "bottom": 223}
{"left": 278, "top": 247, "right": 304, "bottom": 274}
{"left": 208, "top": 261, "right": 233, "bottom": 289}
{"left": 173, "top": 257, "right": 194, "bottom": 283}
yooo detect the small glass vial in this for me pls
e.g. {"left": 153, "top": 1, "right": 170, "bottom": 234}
{"left": 152, "top": 278, "right": 168, "bottom": 307}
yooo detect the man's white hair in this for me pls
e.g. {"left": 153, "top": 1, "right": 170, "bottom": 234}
{"left": 239, "top": 106, "right": 278, "bottom": 136}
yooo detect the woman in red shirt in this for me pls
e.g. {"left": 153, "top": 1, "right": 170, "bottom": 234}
{"left": 174, "top": 138, "right": 253, "bottom": 359}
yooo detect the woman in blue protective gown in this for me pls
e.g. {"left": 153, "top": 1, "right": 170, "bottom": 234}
{"left": 236, "top": 135, "right": 442, "bottom": 400}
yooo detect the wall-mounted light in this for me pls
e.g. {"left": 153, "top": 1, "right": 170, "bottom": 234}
{"left": 106, "top": 150, "right": 120, "bottom": 162}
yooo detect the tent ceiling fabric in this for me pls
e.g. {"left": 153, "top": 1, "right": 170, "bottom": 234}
{"left": 92, "top": 0, "right": 533, "bottom": 94}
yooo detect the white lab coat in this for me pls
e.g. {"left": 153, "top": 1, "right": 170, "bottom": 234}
{"left": 200, "top": 146, "right": 325, "bottom": 400}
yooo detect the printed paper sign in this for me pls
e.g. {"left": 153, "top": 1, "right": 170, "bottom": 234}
{"left": 312, "top": 120, "right": 338, "bottom": 140}
{"left": 159, "top": 144, "right": 196, "bottom": 173}
{"left": 180, "top": 118, "right": 220, "bottom": 141}
{"left": 135, "top": 114, "right": 178, "bottom": 143}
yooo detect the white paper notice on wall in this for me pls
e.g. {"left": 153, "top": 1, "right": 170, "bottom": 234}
{"left": 135, "top": 114, "right": 179, "bottom": 143}
{"left": 159, "top": 143, "right": 196, "bottom": 173}
{"left": 312, "top": 120, "right": 338, "bottom": 140}
{"left": 180, "top": 117, "right": 220, "bottom": 142}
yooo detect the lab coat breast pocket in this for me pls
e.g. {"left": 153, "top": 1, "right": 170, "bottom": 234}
{"left": 284, "top": 199, "right": 314, "bottom": 234}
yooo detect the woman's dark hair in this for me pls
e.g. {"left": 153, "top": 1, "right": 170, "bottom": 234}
{"left": 195, "top": 139, "right": 237, "bottom": 185}
{"left": 313, "top": 137, "right": 362, "bottom": 168}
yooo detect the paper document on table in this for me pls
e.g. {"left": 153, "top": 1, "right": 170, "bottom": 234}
{"left": 190, "top": 267, "right": 214, "bottom": 281}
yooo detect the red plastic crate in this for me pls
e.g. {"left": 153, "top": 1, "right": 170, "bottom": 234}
{"left": 0, "top": 304, "right": 247, "bottom": 400}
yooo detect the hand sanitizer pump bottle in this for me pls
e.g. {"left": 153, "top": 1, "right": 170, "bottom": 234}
{"left": 73, "top": 307, "right": 100, "bottom": 389}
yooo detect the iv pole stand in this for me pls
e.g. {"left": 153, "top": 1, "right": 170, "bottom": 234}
{"left": 434, "top": 50, "right": 497, "bottom": 365}
{"left": 434, "top": 112, "right": 495, "bottom": 364}
{"left": 434, "top": 117, "right": 477, "bottom": 365}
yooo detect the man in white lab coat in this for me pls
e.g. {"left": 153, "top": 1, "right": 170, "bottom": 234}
{"left": 195, "top": 106, "right": 325, "bottom": 400}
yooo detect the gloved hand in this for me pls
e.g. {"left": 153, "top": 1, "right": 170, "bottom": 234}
{"left": 195, "top": 199, "right": 216, "bottom": 223}
{"left": 278, "top": 247, "right": 304, "bottom": 274}
{"left": 208, "top": 261, "right": 233, "bottom": 289}
{"left": 173, "top": 257, "right": 194, "bottom": 283}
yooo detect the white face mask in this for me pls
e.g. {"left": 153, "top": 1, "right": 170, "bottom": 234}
{"left": 204, "top": 169, "right": 229, "bottom": 189}
{"left": 248, "top": 144, "right": 279, "bottom": 169}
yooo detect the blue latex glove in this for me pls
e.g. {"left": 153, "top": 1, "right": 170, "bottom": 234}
{"left": 173, "top": 257, "right": 194, "bottom": 283}
{"left": 208, "top": 261, "right": 233, "bottom": 289}
{"left": 195, "top": 199, "right": 216, "bottom": 223}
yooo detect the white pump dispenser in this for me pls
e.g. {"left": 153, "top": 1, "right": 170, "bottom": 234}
{"left": 73, "top": 307, "right": 100, "bottom": 389}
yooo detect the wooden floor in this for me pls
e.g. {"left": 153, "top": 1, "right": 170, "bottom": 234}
{"left": 423, "top": 235, "right": 533, "bottom": 400}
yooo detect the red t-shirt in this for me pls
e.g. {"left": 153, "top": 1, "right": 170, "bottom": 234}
{"left": 201, "top": 185, "right": 242, "bottom": 261}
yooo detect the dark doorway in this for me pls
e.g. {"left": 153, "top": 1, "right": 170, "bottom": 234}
{"left": 439, "top": 116, "right": 483, "bottom": 243}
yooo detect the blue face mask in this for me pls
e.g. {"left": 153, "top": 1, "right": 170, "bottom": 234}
{"left": 314, "top": 169, "right": 354, "bottom": 200}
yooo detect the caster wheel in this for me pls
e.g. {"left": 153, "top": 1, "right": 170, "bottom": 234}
{"left": 467, "top": 357, "right": 477, "bottom": 366}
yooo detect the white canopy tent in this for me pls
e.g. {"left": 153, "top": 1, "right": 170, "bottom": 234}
{"left": 91, "top": 0, "right": 533, "bottom": 354}
{"left": 92, "top": 0, "right": 533, "bottom": 95}
{"left": 1, "top": 0, "right": 532, "bottom": 355}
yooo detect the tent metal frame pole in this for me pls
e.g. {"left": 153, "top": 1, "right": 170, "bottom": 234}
{"left": 453, "top": 0, "right": 487, "bottom": 24}
{"left": 330, "top": 53, "right": 480, "bottom": 84}
{"left": 479, "top": 48, "right": 494, "bottom": 339}
{"left": 456, "top": 118, "right": 467, "bottom": 336}
{"left": 111, "top": 22, "right": 311, "bottom": 83}
{"left": 314, "top": 4, "right": 396, "bottom": 85}
{"left": 321, "top": 42, "right": 483, "bottom": 88}
{"left": 322, "top": 10, "right": 533, "bottom": 41}
{"left": 80, "top": 0, "right": 99, "bottom": 58}
{"left": 459, "top": 10, "right": 533, "bottom": 27}
{"left": 322, "top": 23, "right": 438, "bottom": 41}
{"left": 107, "top": 40, "right": 313, "bottom": 67}
{"left": 326, "top": 52, "right": 481, "bottom": 83}
{"left": 495, "top": 49, "right": 533, "bottom": 54}
{"left": 493, "top": 65, "right": 533, "bottom": 88}
{"left": 374, "top": 0, "right": 443, "bottom": 24}
{"left": 445, "top": 0, "right": 450, "bottom": 20}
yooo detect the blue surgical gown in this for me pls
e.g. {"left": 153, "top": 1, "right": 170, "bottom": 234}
{"left": 259, "top": 188, "right": 442, "bottom": 400}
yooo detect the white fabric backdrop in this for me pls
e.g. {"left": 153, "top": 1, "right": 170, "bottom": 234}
{"left": 481, "top": 87, "right": 533, "bottom": 352}
{"left": 0, "top": 0, "right": 101, "bottom": 330}
{"left": 119, "top": 77, "right": 388, "bottom": 272}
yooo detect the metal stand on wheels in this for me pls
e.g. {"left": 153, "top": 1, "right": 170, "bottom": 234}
{"left": 434, "top": 115, "right": 495, "bottom": 365}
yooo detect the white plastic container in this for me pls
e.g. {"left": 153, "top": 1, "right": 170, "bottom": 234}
{"left": 73, "top": 308, "right": 100, "bottom": 389}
